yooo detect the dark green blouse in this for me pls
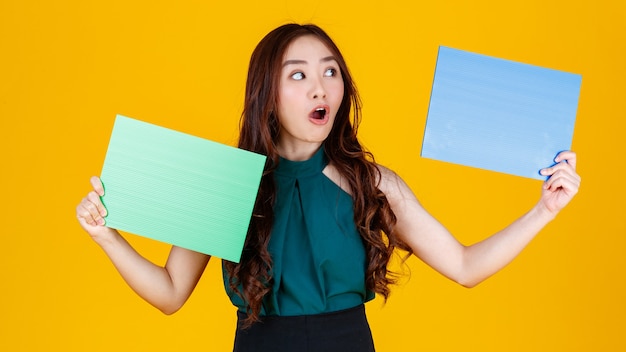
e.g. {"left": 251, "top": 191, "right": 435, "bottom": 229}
{"left": 223, "top": 147, "right": 374, "bottom": 316}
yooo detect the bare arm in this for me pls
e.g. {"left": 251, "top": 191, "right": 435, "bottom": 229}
{"left": 380, "top": 151, "right": 580, "bottom": 287}
{"left": 76, "top": 176, "right": 211, "bottom": 314}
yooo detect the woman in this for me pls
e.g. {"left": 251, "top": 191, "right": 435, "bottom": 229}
{"left": 76, "top": 24, "right": 581, "bottom": 351}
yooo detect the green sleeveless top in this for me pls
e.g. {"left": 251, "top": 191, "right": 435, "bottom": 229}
{"left": 223, "top": 147, "right": 374, "bottom": 316}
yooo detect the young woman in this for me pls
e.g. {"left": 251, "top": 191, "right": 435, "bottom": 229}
{"left": 76, "top": 23, "right": 581, "bottom": 351}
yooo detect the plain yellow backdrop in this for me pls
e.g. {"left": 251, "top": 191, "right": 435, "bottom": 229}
{"left": 1, "top": 0, "right": 624, "bottom": 351}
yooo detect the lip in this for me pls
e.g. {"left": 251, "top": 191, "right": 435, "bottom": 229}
{"left": 308, "top": 104, "right": 330, "bottom": 125}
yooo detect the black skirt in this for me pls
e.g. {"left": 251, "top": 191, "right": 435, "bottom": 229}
{"left": 233, "top": 304, "right": 375, "bottom": 352}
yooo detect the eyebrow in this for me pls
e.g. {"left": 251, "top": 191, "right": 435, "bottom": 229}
{"left": 282, "top": 56, "right": 337, "bottom": 67}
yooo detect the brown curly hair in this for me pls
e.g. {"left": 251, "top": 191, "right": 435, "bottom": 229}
{"left": 223, "top": 23, "right": 411, "bottom": 327}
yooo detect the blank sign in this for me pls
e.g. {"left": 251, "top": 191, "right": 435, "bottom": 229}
{"left": 100, "top": 115, "right": 266, "bottom": 262}
{"left": 421, "top": 46, "right": 582, "bottom": 180}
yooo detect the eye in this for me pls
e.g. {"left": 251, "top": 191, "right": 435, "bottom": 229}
{"left": 324, "top": 68, "right": 337, "bottom": 77}
{"left": 291, "top": 72, "right": 305, "bottom": 80}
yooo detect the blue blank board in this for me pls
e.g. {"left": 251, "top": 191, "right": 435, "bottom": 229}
{"left": 421, "top": 46, "right": 582, "bottom": 180}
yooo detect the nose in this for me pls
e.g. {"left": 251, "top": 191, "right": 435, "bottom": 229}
{"left": 310, "top": 77, "right": 327, "bottom": 100}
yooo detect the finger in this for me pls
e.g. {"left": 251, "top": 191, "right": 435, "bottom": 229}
{"left": 76, "top": 200, "right": 100, "bottom": 226}
{"left": 540, "top": 158, "right": 578, "bottom": 178}
{"left": 553, "top": 161, "right": 581, "bottom": 182}
{"left": 543, "top": 168, "right": 581, "bottom": 191}
{"left": 555, "top": 151, "right": 577, "bottom": 170}
{"left": 90, "top": 176, "right": 105, "bottom": 196}
{"left": 544, "top": 174, "right": 580, "bottom": 194}
{"left": 87, "top": 190, "right": 108, "bottom": 218}
{"left": 78, "top": 192, "right": 106, "bottom": 226}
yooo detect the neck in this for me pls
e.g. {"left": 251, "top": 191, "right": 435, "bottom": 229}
{"left": 276, "top": 142, "right": 322, "bottom": 161}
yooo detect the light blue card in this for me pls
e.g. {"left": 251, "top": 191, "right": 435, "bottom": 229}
{"left": 421, "top": 46, "right": 582, "bottom": 180}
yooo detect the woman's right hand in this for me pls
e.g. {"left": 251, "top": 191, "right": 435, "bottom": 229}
{"left": 75, "top": 176, "right": 210, "bottom": 313}
{"left": 76, "top": 176, "right": 118, "bottom": 242}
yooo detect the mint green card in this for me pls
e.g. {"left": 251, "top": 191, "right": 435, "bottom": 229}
{"left": 100, "top": 115, "right": 266, "bottom": 263}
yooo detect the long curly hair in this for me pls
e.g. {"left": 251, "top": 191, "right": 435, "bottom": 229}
{"left": 223, "top": 23, "right": 411, "bottom": 327}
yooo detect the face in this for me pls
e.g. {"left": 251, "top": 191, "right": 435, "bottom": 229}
{"left": 275, "top": 35, "right": 344, "bottom": 158}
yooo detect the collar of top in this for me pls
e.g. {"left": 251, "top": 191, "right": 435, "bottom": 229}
{"left": 274, "top": 146, "right": 328, "bottom": 178}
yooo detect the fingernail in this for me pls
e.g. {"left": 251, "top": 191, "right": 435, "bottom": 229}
{"left": 97, "top": 218, "right": 105, "bottom": 226}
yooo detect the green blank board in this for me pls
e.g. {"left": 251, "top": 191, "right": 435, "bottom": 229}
{"left": 100, "top": 115, "right": 266, "bottom": 263}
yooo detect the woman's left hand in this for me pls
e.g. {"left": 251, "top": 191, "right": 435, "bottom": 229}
{"left": 538, "top": 151, "right": 581, "bottom": 215}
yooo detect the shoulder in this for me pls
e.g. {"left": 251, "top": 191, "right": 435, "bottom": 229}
{"left": 373, "top": 163, "right": 427, "bottom": 217}
{"left": 374, "top": 164, "right": 408, "bottom": 198}
{"left": 323, "top": 161, "right": 353, "bottom": 195}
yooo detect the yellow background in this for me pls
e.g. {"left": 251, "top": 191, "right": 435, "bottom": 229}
{"left": 1, "top": 0, "right": 624, "bottom": 350}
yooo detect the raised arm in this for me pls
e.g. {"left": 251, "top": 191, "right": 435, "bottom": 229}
{"left": 76, "top": 176, "right": 211, "bottom": 314}
{"left": 379, "top": 151, "right": 580, "bottom": 287}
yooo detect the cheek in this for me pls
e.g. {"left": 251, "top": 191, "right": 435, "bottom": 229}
{"left": 279, "top": 80, "right": 306, "bottom": 99}
{"left": 277, "top": 86, "right": 297, "bottom": 113}
{"left": 330, "top": 84, "right": 345, "bottom": 106}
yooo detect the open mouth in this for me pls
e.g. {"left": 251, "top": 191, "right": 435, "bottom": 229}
{"left": 311, "top": 107, "right": 327, "bottom": 120}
